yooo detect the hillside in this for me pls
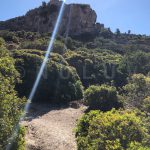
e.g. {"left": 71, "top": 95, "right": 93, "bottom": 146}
{"left": 0, "top": 0, "right": 150, "bottom": 150}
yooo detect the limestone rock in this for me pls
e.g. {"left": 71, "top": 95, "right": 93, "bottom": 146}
{"left": 0, "top": 0, "right": 103, "bottom": 38}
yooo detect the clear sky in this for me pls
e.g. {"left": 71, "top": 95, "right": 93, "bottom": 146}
{"left": 0, "top": 0, "right": 150, "bottom": 35}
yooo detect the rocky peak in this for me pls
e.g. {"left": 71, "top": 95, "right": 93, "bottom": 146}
{"left": 0, "top": 1, "right": 104, "bottom": 38}
{"left": 50, "top": 0, "right": 62, "bottom": 5}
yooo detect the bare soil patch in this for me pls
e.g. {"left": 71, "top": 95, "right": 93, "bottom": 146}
{"left": 22, "top": 103, "right": 86, "bottom": 150}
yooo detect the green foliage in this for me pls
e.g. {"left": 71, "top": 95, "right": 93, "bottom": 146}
{"left": 14, "top": 50, "right": 83, "bottom": 103}
{"left": 0, "top": 46, "right": 25, "bottom": 149}
{"left": 0, "top": 29, "right": 150, "bottom": 150}
{"left": 84, "top": 85, "right": 123, "bottom": 111}
{"left": 64, "top": 50, "right": 125, "bottom": 87}
{"left": 123, "top": 74, "right": 150, "bottom": 112}
{"left": 20, "top": 37, "right": 65, "bottom": 54}
{"left": 52, "top": 40, "right": 66, "bottom": 54}
{"left": 76, "top": 109, "right": 148, "bottom": 150}
{"left": 0, "top": 30, "right": 40, "bottom": 42}
{"left": 128, "top": 142, "right": 150, "bottom": 150}
{"left": 100, "top": 28, "right": 113, "bottom": 39}
{"left": 20, "top": 38, "right": 48, "bottom": 50}
{"left": 13, "top": 49, "right": 45, "bottom": 57}
{"left": 66, "top": 37, "right": 80, "bottom": 49}
{"left": 0, "top": 37, "right": 5, "bottom": 47}
{"left": 142, "top": 97, "right": 150, "bottom": 113}
{"left": 1, "top": 29, "right": 150, "bottom": 53}
{"left": 0, "top": 25, "right": 149, "bottom": 150}
{"left": 12, "top": 126, "right": 26, "bottom": 150}
{"left": 120, "top": 51, "right": 150, "bottom": 75}
{"left": 0, "top": 31, "right": 19, "bottom": 43}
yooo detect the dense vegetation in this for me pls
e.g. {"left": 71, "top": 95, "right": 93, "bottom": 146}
{"left": 0, "top": 28, "right": 150, "bottom": 149}
{"left": 12, "top": 126, "right": 26, "bottom": 150}
{"left": 123, "top": 74, "right": 150, "bottom": 111}
{"left": 76, "top": 110, "right": 149, "bottom": 150}
{"left": 0, "top": 38, "right": 25, "bottom": 149}
{"left": 13, "top": 50, "right": 83, "bottom": 103}
{"left": 84, "top": 84, "right": 123, "bottom": 111}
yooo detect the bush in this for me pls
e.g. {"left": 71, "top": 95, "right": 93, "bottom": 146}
{"left": 14, "top": 50, "right": 83, "bottom": 103}
{"left": 0, "top": 46, "right": 25, "bottom": 149}
{"left": 20, "top": 37, "right": 65, "bottom": 53}
{"left": 52, "top": 40, "right": 66, "bottom": 54}
{"left": 0, "top": 37, "right": 5, "bottom": 47}
{"left": 65, "top": 37, "right": 83, "bottom": 50}
{"left": 64, "top": 50, "right": 125, "bottom": 87}
{"left": 20, "top": 38, "right": 48, "bottom": 50}
{"left": 100, "top": 29, "right": 113, "bottom": 39}
{"left": 84, "top": 85, "right": 123, "bottom": 111}
{"left": 12, "top": 126, "right": 26, "bottom": 150}
{"left": 128, "top": 142, "right": 150, "bottom": 150}
{"left": 0, "top": 31, "right": 19, "bottom": 43}
{"left": 120, "top": 51, "right": 150, "bottom": 75}
{"left": 123, "top": 74, "right": 150, "bottom": 110}
{"left": 142, "top": 97, "right": 150, "bottom": 113}
{"left": 76, "top": 109, "right": 148, "bottom": 150}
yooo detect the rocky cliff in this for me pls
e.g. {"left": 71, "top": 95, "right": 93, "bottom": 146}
{"left": 0, "top": 0, "right": 103, "bottom": 38}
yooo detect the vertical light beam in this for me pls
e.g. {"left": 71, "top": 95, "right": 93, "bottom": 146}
{"left": 25, "top": 0, "right": 66, "bottom": 115}
{"left": 6, "top": 1, "right": 66, "bottom": 149}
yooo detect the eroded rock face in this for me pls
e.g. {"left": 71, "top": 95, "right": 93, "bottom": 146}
{"left": 0, "top": 0, "right": 103, "bottom": 38}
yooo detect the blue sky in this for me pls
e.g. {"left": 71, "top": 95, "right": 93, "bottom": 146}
{"left": 0, "top": 0, "right": 150, "bottom": 35}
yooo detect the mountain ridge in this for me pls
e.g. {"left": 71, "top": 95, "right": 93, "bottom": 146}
{"left": 0, "top": 0, "right": 104, "bottom": 38}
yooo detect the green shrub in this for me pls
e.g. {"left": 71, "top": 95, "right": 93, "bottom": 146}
{"left": 14, "top": 50, "right": 83, "bottom": 103}
{"left": 120, "top": 51, "right": 150, "bottom": 75}
{"left": 12, "top": 126, "right": 26, "bottom": 150}
{"left": 64, "top": 50, "right": 125, "bottom": 87}
{"left": 128, "top": 142, "right": 150, "bottom": 150}
{"left": 52, "top": 40, "right": 65, "bottom": 54}
{"left": 0, "top": 31, "right": 19, "bottom": 43}
{"left": 100, "top": 29, "right": 113, "bottom": 39}
{"left": 76, "top": 110, "right": 148, "bottom": 150}
{"left": 142, "top": 97, "right": 150, "bottom": 113}
{"left": 20, "top": 38, "right": 65, "bottom": 53}
{"left": 84, "top": 84, "right": 123, "bottom": 111}
{"left": 20, "top": 38, "right": 48, "bottom": 50}
{"left": 0, "top": 37, "right": 5, "bottom": 47}
{"left": 123, "top": 74, "right": 150, "bottom": 110}
{"left": 65, "top": 37, "right": 83, "bottom": 50}
{"left": 0, "top": 46, "right": 25, "bottom": 149}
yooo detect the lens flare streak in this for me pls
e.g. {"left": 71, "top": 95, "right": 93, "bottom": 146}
{"left": 27, "top": 0, "right": 66, "bottom": 112}
{"left": 6, "top": 0, "right": 66, "bottom": 149}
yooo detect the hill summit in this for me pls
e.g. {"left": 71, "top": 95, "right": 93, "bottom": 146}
{"left": 0, "top": 0, "right": 104, "bottom": 38}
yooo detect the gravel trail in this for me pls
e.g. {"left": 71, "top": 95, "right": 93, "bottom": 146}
{"left": 22, "top": 104, "right": 85, "bottom": 150}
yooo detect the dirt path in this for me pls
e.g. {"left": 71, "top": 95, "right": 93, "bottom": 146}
{"left": 22, "top": 104, "right": 85, "bottom": 150}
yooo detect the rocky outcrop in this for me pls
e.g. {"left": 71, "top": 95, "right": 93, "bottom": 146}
{"left": 0, "top": 0, "right": 103, "bottom": 38}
